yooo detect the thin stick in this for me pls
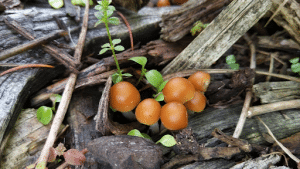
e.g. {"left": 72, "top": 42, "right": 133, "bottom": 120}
{"left": 3, "top": 18, "right": 78, "bottom": 73}
{"left": 248, "top": 99, "right": 300, "bottom": 117}
{"left": 256, "top": 117, "right": 300, "bottom": 163}
{"left": 0, "top": 30, "right": 67, "bottom": 61}
{"left": 117, "top": 11, "right": 134, "bottom": 51}
{"left": 0, "top": 64, "right": 54, "bottom": 76}
{"left": 35, "top": 1, "right": 90, "bottom": 168}
{"left": 232, "top": 34, "right": 256, "bottom": 138}
{"left": 267, "top": 53, "right": 275, "bottom": 81}
{"left": 265, "top": 0, "right": 289, "bottom": 27}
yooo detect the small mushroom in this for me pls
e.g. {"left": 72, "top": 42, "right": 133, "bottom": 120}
{"left": 188, "top": 71, "right": 211, "bottom": 92}
{"left": 109, "top": 81, "right": 141, "bottom": 113}
{"left": 157, "top": 0, "right": 171, "bottom": 7}
{"left": 160, "top": 102, "right": 188, "bottom": 130}
{"left": 162, "top": 77, "right": 195, "bottom": 103}
{"left": 135, "top": 98, "right": 161, "bottom": 126}
{"left": 184, "top": 91, "right": 206, "bottom": 113}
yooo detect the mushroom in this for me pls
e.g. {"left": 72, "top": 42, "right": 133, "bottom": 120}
{"left": 109, "top": 81, "right": 141, "bottom": 113}
{"left": 135, "top": 98, "right": 161, "bottom": 126}
{"left": 184, "top": 91, "right": 206, "bottom": 114}
{"left": 162, "top": 77, "right": 195, "bottom": 103}
{"left": 157, "top": 0, "right": 171, "bottom": 7}
{"left": 160, "top": 102, "right": 188, "bottom": 130}
{"left": 188, "top": 71, "right": 211, "bottom": 92}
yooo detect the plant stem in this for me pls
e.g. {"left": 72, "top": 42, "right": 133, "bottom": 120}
{"left": 103, "top": 9, "right": 123, "bottom": 81}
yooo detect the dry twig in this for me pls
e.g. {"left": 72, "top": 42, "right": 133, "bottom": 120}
{"left": 257, "top": 117, "right": 300, "bottom": 164}
{"left": 232, "top": 34, "right": 256, "bottom": 138}
{"left": 117, "top": 11, "right": 134, "bottom": 51}
{"left": 35, "top": 0, "right": 90, "bottom": 168}
{"left": 0, "top": 64, "right": 54, "bottom": 76}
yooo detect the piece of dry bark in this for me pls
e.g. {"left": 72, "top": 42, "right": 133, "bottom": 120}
{"left": 161, "top": 0, "right": 272, "bottom": 75}
{"left": 160, "top": 0, "right": 232, "bottom": 42}
{"left": 271, "top": 132, "right": 300, "bottom": 155}
{"left": 252, "top": 81, "right": 300, "bottom": 104}
{"left": 270, "top": 0, "right": 300, "bottom": 45}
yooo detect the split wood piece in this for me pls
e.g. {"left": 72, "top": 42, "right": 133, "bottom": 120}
{"left": 160, "top": 0, "right": 232, "bottom": 42}
{"left": 270, "top": 0, "right": 300, "bottom": 45}
{"left": 94, "top": 76, "right": 145, "bottom": 135}
{"left": 252, "top": 81, "right": 300, "bottom": 104}
{"left": 31, "top": 38, "right": 191, "bottom": 106}
{"left": 0, "top": 30, "right": 68, "bottom": 61}
{"left": 0, "top": 109, "right": 65, "bottom": 169}
{"left": 3, "top": 17, "right": 79, "bottom": 73}
{"left": 161, "top": 0, "right": 272, "bottom": 75}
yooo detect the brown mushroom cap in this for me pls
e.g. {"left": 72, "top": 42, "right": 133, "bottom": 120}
{"left": 188, "top": 71, "right": 211, "bottom": 92}
{"left": 184, "top": 91, "right": 206, "bottom": 112}
{"left": 160, "top": 102, "right": 188, "bottom": 130}
{"left": 162, "top": 77, "right": 195, "bottom": 103}
{"left": 135, "top": 98, "right": 161, "bottom": 125}
{"left": 109, "top": 81, "right": 141, "bottom": 112}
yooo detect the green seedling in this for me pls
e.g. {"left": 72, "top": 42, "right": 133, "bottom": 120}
{"left": 36, "top": 94, "right": 61, "bottom": 125}
{"left": 95, "top": 0, "right": 129, "bottom": 84}
{"left": 128, "top": 129, "right": 177, "bottom": 147}
{"left": 48, "top": 0, "right": 64, "bottom": 9}
{"left": 129, "top": 56, "right": 168, "bottom": 101}
{"left": 190, "top": 21, "right": 209, "bottom": 36}
{"left": 290, "top": 57, "right": 300, "bottom": 75}
{"left": 226, "top": 55, "right": 240, "bottom": 70}
{"left": 129, "top": 56, "right": 148, "bottom": 84}
{"left": 145, "top": 70, "right": 168, "bottom": 101}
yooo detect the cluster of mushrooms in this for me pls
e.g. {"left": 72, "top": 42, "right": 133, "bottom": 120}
{"left": 109, "top": 71, "right": 211, "bottom": 131}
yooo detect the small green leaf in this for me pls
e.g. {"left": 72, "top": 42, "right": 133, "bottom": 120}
{"left": 157, "top": 80, "right": 168, "bottom": 92}
{"left": 115, "top": 45, "right": 125, "bottom": 51}
{"left": 36, "top": 106, "right": 53, "bottom": 125}
{"left": 49, "top": 0, "right": 64, "bottom": 9}
{"left": 154, "top": 93, "right": 164, "bottom": 102}
{"left": 122, "top": 73, "right": 132, "bottom": 77}
{"left": 108, "top": 17, "right": 120, "bottom": 25}
{"left": 145, "top": 70, "right": 164, "bottom": 89}
{"left": 94, "top": 20, "right": 104, "bottom": 27}
{"left": 112, "top": 73, "right": 122, "bottom": 84}
{"left": 229, "top": 63, "right": 239, "bottom": 70}
{"left": 99, "top": 48, "right": 109, "bottom": 55}
{"left": 156, "top": 134, "right": 177, "bottom": 147}
{"left": 95, "top": 4, "right": 102, "bottom": 11}
{"left": 291, "top": 63, "right": 300, "bottom": 73}
{"left": 128, "top": 129, "right": 144, "bottom": 138}
{"left": 129, "top": 56, "right": 148, "bottom": 67}
{"left": 107, "top": 5, "right": 116, "bottom": 12}
{"left": 107, "top": 0, "right": 112, "bottom": 4}
{"left": 226, "top": 55, "right": 236, "bottom": 64}
{"left": 290, "top": 57, "right": 299, "bottom": 64}
{"left": 95, "top": 12, "right": 104, "bottom": 20}
{"left": 107, "top": 10, "right": 113, "bottom": 17}
{"left": 141, "top": 133, "right": 152, "bottom": 140}
{"left": 50, "top": 94, "right": 61, "bottom": 103}
{"left": 102, "top": 43, "right": 111, "bottom": 48}
{"left": 112, "top": 39, "right": 121, "bottom": 45}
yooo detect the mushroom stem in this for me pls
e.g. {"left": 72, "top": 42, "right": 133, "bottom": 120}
{"left": 149, "top": 121, "right": 160, "bottom": 135}
{"left": 122, "top": 111, "right": 136, "bottom": 121}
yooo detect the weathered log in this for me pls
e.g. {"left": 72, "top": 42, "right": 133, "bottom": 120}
{"left": 189, "top": 103, "right": 300, "bottom": 146}
{"left": 161, "top": 0, "right": 272, "bottom": 75}
{"left": 0, "top": 5, "right": 177, "bottom": 148}
{"left": 0, "top": 109, "right": 65, "bottom": 169}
